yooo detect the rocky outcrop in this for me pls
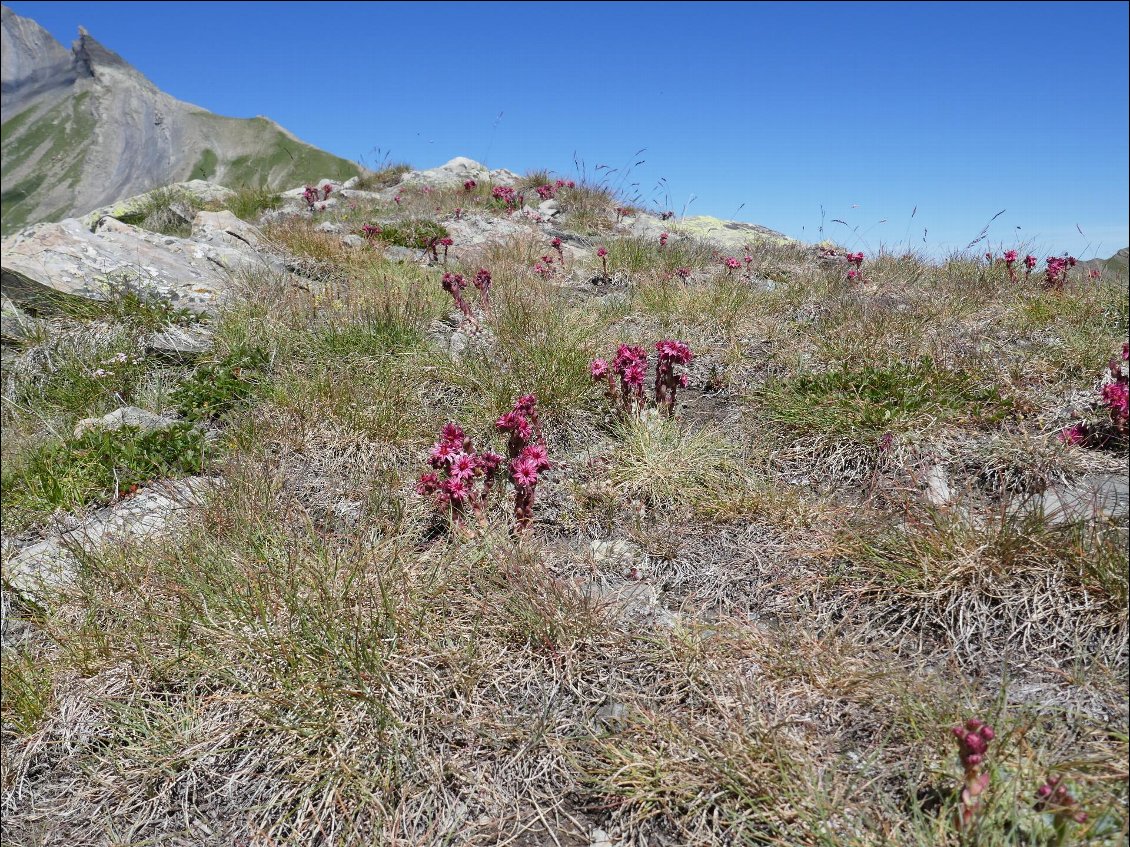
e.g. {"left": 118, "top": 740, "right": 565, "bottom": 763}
{"left": 1, "top": 210, "right": 279, "bottom": 314}
{"left": 1, "top": 5, "right": 359, "bottom": 235}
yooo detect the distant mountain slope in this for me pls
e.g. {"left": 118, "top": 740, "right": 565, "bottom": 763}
{"left": 0, "top": 5, "right": 358, "bottom": 235}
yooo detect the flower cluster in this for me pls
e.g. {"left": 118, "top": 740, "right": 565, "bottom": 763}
{"left": 472, "top": 268, "right": 492, "bottom": 309}
{"left": 360, "top": 223, "right": 382, "bottom": 240}
{"left": 596, "top": 246, "right": 609, "bottom": 279}
{"left": 463, "top": 179, "right": 477, "bottom": 192}
{"left": 441, "top": 272, "right": 473, "bottom": 321}
{"left": 1034, "top": 776, "right": 1087, "bottom": 826}
{"left": 1060, "top": 342, "right": 1129, "bottom": 447}
{"left": 1003, "top": 249, "right": 1019, "bottom": 282}
{"left": 1044, "top": 255, "right": 1077, "bottom": 289}
{"left": 722, "top": 256, "right": 742, "bottom": 271}
{"left": 92, "top": 350, "right": 143, "bottom": 379}
{"left": 417, "top": 422, "right": 504, "bottom": 526}
{"left": 654, "top": 339, "right": 694, "bottom": 417}
{"left": 491, "top": 185, "right": 523, "bottom": 211}
{"left": 496, "top": 394, "right": 550, "bottom": 530}
{"left": 615, "top": 206, "right": 633, "bottom": 222}
{"left": 674, "top": 266, "right": 692, "bottom": 280}
{"left": 953, "top": 718, "right": 995, "bottom": 831}
{"left": 536, "top": 184, "right": 556, "bottom": 200}
{"left": 533, "top": 252, "right": 560, "bottom": 279}
{"left": 660, "top": 211, "right": 675, "bottom": 221}
{"left": 659, "top": 232, "right": 669, "bottom": 249}
{"left": 591, "top": 340, "right": 693, "bottom": 417}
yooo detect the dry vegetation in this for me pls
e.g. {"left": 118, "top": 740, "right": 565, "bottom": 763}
{"left": 2, "top": 173, "right": 1128, "bottom": 846}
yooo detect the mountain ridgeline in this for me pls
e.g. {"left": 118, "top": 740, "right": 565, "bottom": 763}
{"left": 0, "top": 4, "right": 359, "bottom": 235}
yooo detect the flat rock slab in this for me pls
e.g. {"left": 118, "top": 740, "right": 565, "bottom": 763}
{"left": 1, "top": 476, "right": 211, "bottom": 603}
{"left": 628, "top": 213, "right": 792, "bottom": 251}
{"left": 1, "top": 215, "right": 274, "bottom": 314}
{"left": 1019, "top": 472, "right": 1130, "bottom": 524}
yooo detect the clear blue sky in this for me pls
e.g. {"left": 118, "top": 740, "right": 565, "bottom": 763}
{"left": 8, "top": 1, "right": 1129, "bottom": 258}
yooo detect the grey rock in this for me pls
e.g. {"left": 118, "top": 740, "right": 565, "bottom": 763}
{"left": 1017, "top": 473, "right": 1130, "bottom": 524}
{"left": 73, "top": 405, "right": 176, "bottom": 438}
{"left": 383, "top": 245, "right": 418, "bottom": 264}
{"left": 1, "top": 215, "right": 267, "bottom": 314}
{"left": 2, "top": 477, "right": 211, "bottom": 602}
{"left": 314, "top": 221, "right": 342, "bottom": 234}
{"left": 144, "top": 322, "right": 214, "bottom": 360}
{"left": 341, "top": 176, "right": 360, "bottom": 189}
{"left": 538, "top": 199, "right": 560, "bottom": 217}
{"left": 398, "top": 157, "right": 494, "bottom": 191}
{"left": 590, "top": 539, "right": 643, "bottom": 569}
{"left": 340, "top": 234, "right": 366, "bottom": 249}
{"left": 190, "top": 209, "right": 265, "bottom": 248}
{"left": 924, "top": 464, "right": 954, "bottom": 507}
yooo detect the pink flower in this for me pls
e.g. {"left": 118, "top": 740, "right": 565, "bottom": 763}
{"left": 1003, "top": 249, "right": 1018, "bottom": 265}
{"left": 463, "top": 179, "right": 477, "bottom": 191}
{"left": 1024, "top": 254, "right": 1037, "bottom": 270}
{"left": 847, "top": 270, "right": 858, "bottom": 281}
{"left": 596, "top": 247, "right": 608, "bottom": 258}
{"left": 416, "top": 472, "right": 440, "bottom": 495}
{"left": 675, "top": 267, "right": 691, "bottom": 280}
{"left": 443, "top": 478, "right": 470, "bottom": 503}
{"left": 429, "top": 440, "right": 457, "bottom": 466}
{"left": 536, "top": 184, "right": 556, "bottom": 200}
{"left": 510, "top": 457, "right": 539, "bottom": 488}
{"left": 322, "top": 184, "right": 333, "bottom": 200}
{"left": 520, "top": 443, "right": 551, "bottom": 471}
{"left": 846, "top": 251, "right": 864, "bottom": 268}
{"left": 659, "top": 232, "right": 669, "bottom": 247}
{"left": 622, "top": 363, "right": 645, "bottom": 387}
{"left": 551, "top": 236, "right": 563, "bottom": 251}
{"left": 473, "top": 268, "right": 492, "bottom": 294}
{"left": 1058, "top": 422, "right": 1087, "bottom": 445}
{"left": 449, "top": 452, "right": 478, "bottom": 481}
{"left": 441, "top": 422, "right": 466, "bottom": 446}
{"left": 1102, "top": 381, "right": 1129, "bottom": 420}
{"left": 590, "top": 358, "right": 609, "bottom": 378}
{"left": 394, "top": 194, "right": 401, "bottom": 205}
{"left": 723, "top": 256, "right": 741, "bottom": 270}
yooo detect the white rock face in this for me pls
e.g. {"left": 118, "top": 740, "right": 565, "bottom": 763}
{"left": 397, "top": 157, "right": 520, "bottom": 190}
{"left": 2, "top": 477, "right": 211, "bottom": 602}
{"left": 73, "top": 406, "right": 177, "bottom": 438}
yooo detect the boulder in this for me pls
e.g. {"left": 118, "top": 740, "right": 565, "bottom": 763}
{"left": 81, "top": 181, "right": 236, "bottom": 230}
{"left": 398, "top": 157, "right": 519, "bottom": 191}
{"left": 627, "top": 213, "right": 792, "bottom": 251}
{"left": 0, "top": 292, "right": 43, "bottom": 342}
{"left": 190, "top": 209, "right": 265, "bottom": 248}
{"left": 2, "top": 477, "right": 211, "bottom": 602}
{"left": 73, "top": 405, "right": 177, "bottom": 438}
{"left": 1, "top": 215, "right": 271, "bottom": 314}
{"left": 144, "top": 323, "right": 214, "bottom": 360}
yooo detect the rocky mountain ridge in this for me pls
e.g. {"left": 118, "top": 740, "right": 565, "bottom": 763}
{"left": 0, "top": 4, "right": 359, "bottom": 235}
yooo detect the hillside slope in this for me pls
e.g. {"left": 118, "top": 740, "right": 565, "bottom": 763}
{"left": 0, "top": 5, "right": 358, "bottom": 235}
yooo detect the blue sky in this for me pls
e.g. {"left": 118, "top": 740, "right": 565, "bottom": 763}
{"left": 8, "top": 1, "right": 1129, "bottom": 258}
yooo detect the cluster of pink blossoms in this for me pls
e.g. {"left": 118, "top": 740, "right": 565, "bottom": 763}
{"left": 416, "top": 422, "right": 504, "bottom": 524}
{"left": 360, "top": 223, "right": 382, "bottom": 240}
{"left": 463, "top": 179, "right": 477, "bottom": 192}
{"left": 659, "top": 232, "right": 669, "bottom": 248}
{"left": 591, "top": 340, "right": 693, "bottom": 417}
{"left": 953, "top": 718, "right": 995, "bottom": 830}
{"left": 1061, "top": 342, "right": 1129, "bottom": 447}
{"left": 1035, "top": 776, "right": 1087, "bottom": 826}
{"left": 495, "top": 394, "right": 551, "bottom": 530}
{"left": 722, "top": 256, "right": 742, "bottom": 271}
{"left": 1003, "top": 249, "right": 1019, "bottom": 281}
{"left": 418, "top": 395, "right": 551, "bottom": 533}
{"left": 491, "top": 185, "right": 523, "bottom": 211}
{"left": 441, "top": 268, "right": 493, "bottom": 321}
{"left": 659, "top": 211, "right": 675, "bottom": 221}
{"left": 533, "top": 252, "right": 560, "bottom": 279}
{"left": 303, "top": 184, "right": 332, "bottom": 210}
{"left": 1044, "top": 255, "right": 1077, "bottom": 289}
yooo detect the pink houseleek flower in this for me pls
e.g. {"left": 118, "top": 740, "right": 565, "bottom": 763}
{"left": 596, "top": 246, "right": 609, "bottom": 278}
{"left": 1035, "top": 776, "right": 1087, "bottom": 829}
{"left": 463, "top": 179, "right": 477, "bottom": 192}
{"left": 536, "top": 184, "right": 556, "bottom": 200}
{"left": 441, "top": 272, "right": 474, "bottom": 321}
{"left": 361, "top": 223, "right": 382, "bottom": 240}
{"left": 1045, "top": 256, "right": 1069, "bottom": 289}
{"left": 846, "top": 251, "right": 864, "bottom": 268}
{"left": 1003, "top": 249, "right": 1019, "bottom": 282}
{"left": 303, "top": 185, "right": 319, "bottom": 209}
{"left": 953, "top": 718, "right": 995, "bottom": 831}
{"left": 675, "top": 267, "right": 691, "bottom": 280}
{"left": 722, "top": 256, "right": 741, "bottom": 272}
{"left": 654, "top": 339, "right": 694, "bottom": 417}
{"left": 1059, "top": 423, "right": 1089, "bottom": 446}
{"left": 1023, "top": 254, "right": 1037, "bottom": 277}
{"left": 418, "top": 421, "right": 502, "bottom": 526}
{"left": 846, "top": 270, "right": 858, "bottom": 281}
{"left": 660, "top": 211, "right": 675, "bottom": 221}
{"left": 322, "top": 184, "right": 333, "bottom": 200}
{"left": 659, "top": 232, "right": 669, "bottom": 248}
{"left": 472, "top": 268, "right": 492, "bottom": 310}
{"left": 495, "top": 394, "right": 550, "bottom": 531}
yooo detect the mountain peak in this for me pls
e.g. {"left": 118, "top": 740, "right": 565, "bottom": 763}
{"left": 72, "top": 26, "right": 130, "bottom": 76}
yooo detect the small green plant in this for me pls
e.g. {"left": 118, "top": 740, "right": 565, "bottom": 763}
{"left": 223, "top": 185, "right": 282, "bottom": 221}
{"left": 373, "top": 218, "right": 449, "bottom": 251}
{"left": 113, "top": 187, "right": 203, "bottom": 237}
{"left": 172, "top": 347, "right": 268, "bottom": 422}
{"left": 755, "top": 357, "right": 1013, "bottom": 443}
{"left": 354, "top": 162, "right": 411, "bottom": 191}
{"left": 60, "top": 278, "right": 199, "bottom": 333}
{"left": 1, "top": 422, "right": 205, "bottom": 525}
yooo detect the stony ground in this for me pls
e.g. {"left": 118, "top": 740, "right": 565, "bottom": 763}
{"left": 1, "top": 158, "right": 1128, "bottom": 846}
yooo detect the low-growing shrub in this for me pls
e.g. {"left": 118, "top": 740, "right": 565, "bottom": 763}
{"left": 373, "top": 218, "right": 449, "bottom": 250}
{"left": 1, "top": 422, "right": 205, "bottom": 525}
{"left": 172, "top": 346, "right": 268, "bottom": 422}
